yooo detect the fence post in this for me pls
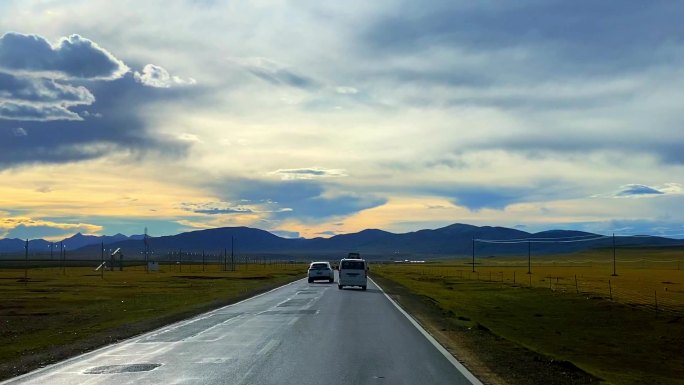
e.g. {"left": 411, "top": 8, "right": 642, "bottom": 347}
{"left": 529, "top": 273, "right": 532, "bottom": 287}
{"left": 513, "top": 271, "right": 516, "bottom": 284}
{"left": 608, "top": 280, "right": 613, "bottom": 300}
{"left": 575, "top": 274, "right": 579, "bottom": 294}
{"left": 654, "top": 290, "right": 658, "bottom": 316}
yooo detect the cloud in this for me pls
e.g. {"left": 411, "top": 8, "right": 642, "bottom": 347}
{"left": 0, "top": 72, "right": 95, "bottom": 105}
{"left": 316, "top": 230, "right": 338, "bottom": 236}
{"left": 234, "top": 57, "right": 319, "bottom": 89}
{"left": 134, "top": 64, "right": 196, "bottom": 88}
{"left": 0, "top": 71, "right": 96, "bottom": 121}
{"left": 216, "top": 179, "right": 387, "bottom": 221}
{"left": 613, "top": 183, "right": 682, "bottom": 198}
{"left": 12, "top": 127, "right": 27, "bottom": 136}
{"left": 0, "top": 216, "right": 103, "bottom": 239}
{"left": 336, "top": 86, "right": 358, "bottom": 94}
{"left": 0, "top": 101, "right": 82, "bottom": 121}
{"left": 269, "top": 230, "right": 300, "bottom": 238}
{"left": 269, "top": 167, "right": 347, "bottom": 180}
{"left": 180, "top": 201, "right": 291, "bottom": 215}
{"left": 0, "top": 73, "right": 191, "bottom": 169}
{"left": 0, "top": 32, "right": 129, "bottom": 80}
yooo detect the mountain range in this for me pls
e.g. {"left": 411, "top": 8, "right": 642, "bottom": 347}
{"left": 1, "top": 224, "right": 681, "bottom": 259}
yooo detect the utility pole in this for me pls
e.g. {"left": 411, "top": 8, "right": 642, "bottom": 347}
{"left": 611, "top": 233, "right": 618, "bottom": 276}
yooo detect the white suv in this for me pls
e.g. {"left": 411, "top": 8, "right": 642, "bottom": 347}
{"left": 308, "top": 261, "right": 334, "bottom": 283}
{"left": 338, "top": 258, "right": 367, "bottom": 290}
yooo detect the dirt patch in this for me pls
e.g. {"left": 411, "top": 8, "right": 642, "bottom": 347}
{"left": 372, "top": 274, "right": 602, "bottom": 385}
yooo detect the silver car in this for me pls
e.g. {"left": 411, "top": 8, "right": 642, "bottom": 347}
{"left": 308, "top": 261, "right": 334, "bottom": 283}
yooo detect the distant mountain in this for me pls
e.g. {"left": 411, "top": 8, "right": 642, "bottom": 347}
{"left": 2, "top": 223, "right": 681, "bottom": 258}
{"left": 0, "top": 233, "right": 144, "bottom": 253}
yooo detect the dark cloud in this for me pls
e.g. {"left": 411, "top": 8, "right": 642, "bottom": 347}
{"left": 0, "top": 74, "right": 191, "bottom": 169}
{"left": 214, "top": 179, "right": 386, "bottom": 220}
{"left": 361, "top": 1, "right": 684, "bottom": 76}
{"left": 420, "top": 180, "right": 580, "bottom": 211}
{"left": 0, "top": 102, "right": 81, "bottom": 121}
{"left": 467, "top": 135, "right": 684, "bottom": 166}
{"left": 248, "top": 67, "right": 318, "bottom": 89}
{"left": 0, "top": 72, "right": 94, "bottom": 105}
{"left": 617, "top": 184, "right": 664, "bottom": 197}
{"left": 236, "top": 58, "right": 319, "bottom": 89}
{"left": 0, "top": 33, "right": 128, "bottom": 80}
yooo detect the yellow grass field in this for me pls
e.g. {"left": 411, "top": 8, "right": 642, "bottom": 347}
{"left": 393, "top": 248, "right": 684, "bottom": 314}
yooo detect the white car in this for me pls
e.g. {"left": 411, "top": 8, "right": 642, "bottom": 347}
{"left": 308, "top": 261, "right": 334, "bottom": 283}
{"left": 338, "top": 258, "right": 367, "bottom": 290}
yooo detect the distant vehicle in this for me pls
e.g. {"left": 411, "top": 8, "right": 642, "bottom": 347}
{"left": 308, "top": 261, "right": 334, "bottom": 283}
{"left": 347, "top": 252, "right": 361, "bottom": 259}
{"left": 338, "top": 258, "right": 367, "bottom": 290}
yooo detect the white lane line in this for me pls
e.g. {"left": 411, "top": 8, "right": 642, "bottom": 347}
{"left": 369, "top": 277, "right": 484, "bottom": 385}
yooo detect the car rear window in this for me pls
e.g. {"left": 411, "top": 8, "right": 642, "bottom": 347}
{"left": 311, "top": 263, "right": 329, "bottom": 269}
{"left": 341, "top": 260, "right": 365, "bottom": 270}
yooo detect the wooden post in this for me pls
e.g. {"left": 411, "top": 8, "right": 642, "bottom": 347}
{"left": 609, "top": 280, "right": 613, "bottom": 300}
{"left": 513, "top": 271, "right": 516, "bottom": 284}
{"left": 612, "top": 233, "right": 618, "bottom": 276}
{"left": 655, "top": 290, "right": 658, "bottom": 316}
{"left": 575, "top": 274, "right": 579, "bottom": 294}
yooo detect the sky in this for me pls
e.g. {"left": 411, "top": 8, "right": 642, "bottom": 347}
{"left": 1, "top": 0, "right": 683, "bottom": 241}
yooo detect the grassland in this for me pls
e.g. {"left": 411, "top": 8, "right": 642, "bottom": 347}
{"left": 373, "top": 251, "right": 684, "bottom": 385}
{"left": 0, "top": 263, "right": 304, "bottom": 380}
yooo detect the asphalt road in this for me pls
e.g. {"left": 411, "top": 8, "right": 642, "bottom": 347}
{"left": 4, "top": 274, "right": 482, "bottom": 385}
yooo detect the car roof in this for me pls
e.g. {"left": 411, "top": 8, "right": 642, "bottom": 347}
{"left": 340, "top": 258, "right": 366, "bottom": 262}
{"left": 309, "top": 261, "right": 330, "bottom": 265}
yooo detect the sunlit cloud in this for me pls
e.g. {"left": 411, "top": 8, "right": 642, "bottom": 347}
{"left": 269, "top": 168, "right": 348, "bottom": 180}
{"left": 0, "top": 216, "right": 102, "bottom": 240}
{"left": 134, "top": 64, "right": 196, "bottom": 88}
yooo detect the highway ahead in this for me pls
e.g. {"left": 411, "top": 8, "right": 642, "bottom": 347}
{"left": 4, "top": 275, "right": 482, "bottom": 385}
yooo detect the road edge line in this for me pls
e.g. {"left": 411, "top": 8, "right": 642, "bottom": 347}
{"left": 370, "top": 277, "right": 484, "bottom": 385}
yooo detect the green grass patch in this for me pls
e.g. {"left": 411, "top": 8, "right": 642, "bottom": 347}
{"left": 374, "top": 264, "right": 684, "bottom": 385}
{"left": 0, "top": 263, "right": 305, "bottom": 379}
